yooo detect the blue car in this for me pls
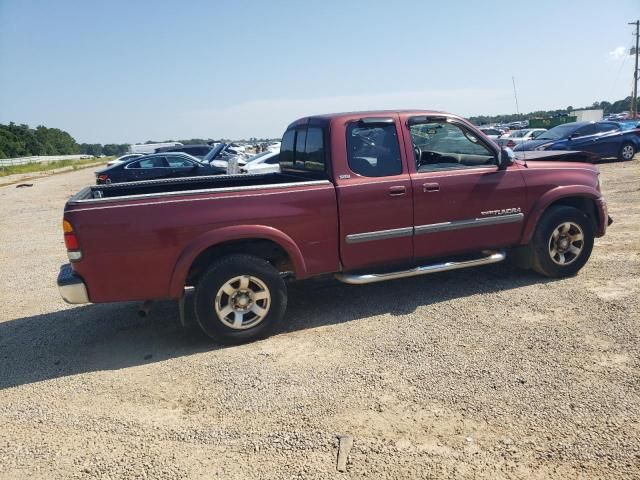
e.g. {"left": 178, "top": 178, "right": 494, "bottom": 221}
{"left": 514, "top": 121, "right": 640, "bottom": 161}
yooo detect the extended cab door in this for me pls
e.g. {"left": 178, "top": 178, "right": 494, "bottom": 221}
{"left": 401, "top": 115, "right": 526, "bottom": 260}
{"left": 334, "top": 116, "right": 414, "bottom": 270}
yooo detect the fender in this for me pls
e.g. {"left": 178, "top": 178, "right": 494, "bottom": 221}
{"left": 520, "top": 185, "right": 601, "bottom": 244}
{"left": 167, "top": 225, "right": 308, "bottom": 297}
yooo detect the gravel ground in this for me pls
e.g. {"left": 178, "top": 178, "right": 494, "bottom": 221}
{"left": 0, "top": 159, "right": 638, "bottom": 479}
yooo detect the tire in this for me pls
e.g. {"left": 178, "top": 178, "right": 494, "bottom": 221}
{"left": 619, "top": 142, "right": 636, "bottom": 161}
{"left": 194, "top": 254, "right": 287, "bottom": 344}
{"left": 529, "top": 206, "right": 594, "bottom": 278}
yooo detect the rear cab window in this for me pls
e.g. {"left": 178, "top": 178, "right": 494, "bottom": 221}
{"left": 279, "top": 126, "right": 327, "bottom": 178}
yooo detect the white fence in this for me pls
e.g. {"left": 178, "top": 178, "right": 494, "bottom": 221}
{"left": 0, "top": 154, "right": 94, "bottom": 167}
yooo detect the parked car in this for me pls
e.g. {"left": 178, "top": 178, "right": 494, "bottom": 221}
{"left": 156, "top": 144, "right": 214, "bottom": 160}
{"left": 240, "top": 149, "right": 281, "bottom": 174}
{"left": 60, "top": 109, "right": 611, "bottom": 344}
{"left": 478, "top": 127, "right": 502, "bottom": 139}
{"left": 496, "top": 128, "right": 547, "bottom": 148}
{"left": 105, "top": 153, "right": 145, "bottom": 167}
{"left": 514, "top": 121, "right": 640, "bottom": 161}
{"left": 95, "top": 152, "right": 225, "bottom": 184}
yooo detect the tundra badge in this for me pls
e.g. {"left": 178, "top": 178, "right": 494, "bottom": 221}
{"left": 481, "top": 207, "right": 522, "bottom": 216}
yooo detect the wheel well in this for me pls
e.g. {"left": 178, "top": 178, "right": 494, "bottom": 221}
{"left": 546, "top": 196, "right": 598, "bottom": 230}
{"left": 185, "top": 239, "right": 294, "bottom": 286}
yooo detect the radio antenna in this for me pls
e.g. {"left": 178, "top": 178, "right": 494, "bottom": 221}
{"left": 511, "top": 76, "right": 527, "bottom": 166}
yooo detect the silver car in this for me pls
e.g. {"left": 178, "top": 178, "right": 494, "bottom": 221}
{"left": 496, "top": 128, "right": 547, "bottom": 148}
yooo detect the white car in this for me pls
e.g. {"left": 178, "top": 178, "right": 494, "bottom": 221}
{"left": 478, "top": 127, "right": 503, "bottom": 140}
{"left": 240, "top": 149, "right": 280, "bottom": 175}
{"left": 496, "top": 128, "right": 547, "bottom": 148}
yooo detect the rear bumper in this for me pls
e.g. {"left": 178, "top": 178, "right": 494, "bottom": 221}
{"left": 57, "top": 264, "right": 90, "bottom": 304}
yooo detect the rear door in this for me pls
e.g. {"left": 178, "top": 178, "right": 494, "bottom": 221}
{"left": 334, "top": 116, "right": 414, "bottom": 270}
{"left": 566, "top": 124, "right": 598, "bottom": 154}
{"left": 592, "top": 122, "right": 622, "bottom": 157}
{"left": 401, "top": 115, "right": 526, "bottom": 260}
{"left": 166, "top": 155, "right": 198, "bottom": 177}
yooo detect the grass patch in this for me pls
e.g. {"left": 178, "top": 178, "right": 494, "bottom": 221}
{"left": 0, "top": 157, "right": 112, "bottom": 177}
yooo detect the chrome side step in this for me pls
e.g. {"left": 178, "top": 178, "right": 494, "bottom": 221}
{"left": 334, "top": 250, "right": 506, "bottom": 285}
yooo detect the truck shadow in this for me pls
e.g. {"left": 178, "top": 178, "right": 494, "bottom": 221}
{"left": 0, "top": 263, "right": 552, "bottom": 390}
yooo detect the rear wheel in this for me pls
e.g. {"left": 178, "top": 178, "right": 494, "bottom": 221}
{"left": 529, "top": 206, "right": 594, "bottom": 278}
{"left": 619, "top": 142, "right": 636, "bottom": 161}
{"left": 194, "top": 254, "right": 287, "bottom": 344}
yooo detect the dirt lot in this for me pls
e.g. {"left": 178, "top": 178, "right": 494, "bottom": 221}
{"left": 0, "top": 159, "right": 638, "bottom": 479}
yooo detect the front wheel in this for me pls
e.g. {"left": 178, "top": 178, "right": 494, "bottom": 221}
{"left": 619, "top": 142, "right": 636, "bottom": 161}
{"left": 194, "top": 254, "right": 287, "bottom": 344}
{"left": 529, "top": 206, "right": 594, "bottom": 278}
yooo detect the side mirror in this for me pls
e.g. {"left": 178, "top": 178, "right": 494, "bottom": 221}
{"left": 498, "top": 147, "right": 514, "bottom": 170}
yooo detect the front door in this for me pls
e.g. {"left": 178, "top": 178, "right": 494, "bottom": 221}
{"left": 402, "top": 116, "right": 526, "bottom": 260}
{"left": 336, "top": 116, "right": 414, "bottom": 271}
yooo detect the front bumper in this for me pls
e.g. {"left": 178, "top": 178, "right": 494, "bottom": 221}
{"left": 57, "top": 264, "right": 89, "bottom": 304}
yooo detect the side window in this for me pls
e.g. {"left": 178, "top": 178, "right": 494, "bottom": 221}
{"left": 347, "top": 123, "right": 402, "bottom": 177}
{"left": 304, "top": 127, "right": 325, "bottom": 171}
{"left": 409, "top": 121, "right": 496, "bottom": 171}
{"left": 596, "top": 123, "right": 619, "bottom": 133}
{"left": 279, "top": 129, "right": 295, "bottom": 168}
{"left": 294, "top": 128, "right": 307, "bottom": 164}
{"left": 531, "top": 130, "right": 544, "bottom": 138}
{"left": 166, "top": 156, "right": 193, "bottom": 167}
{"left": 132, "top": 157, "right": 167, "bottom": 168}
{"left": 573, "top": 124, "right": 597, "bottom": 137}
{"left": 278, "top": 127, "right": 326, "bottom": 174}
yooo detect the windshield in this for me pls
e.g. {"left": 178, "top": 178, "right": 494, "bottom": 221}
{"left": 203, "top": 143, "right": 226, "bottom": 162}
{"left": 535, "top": 124, "right": 580, "bottom": 141}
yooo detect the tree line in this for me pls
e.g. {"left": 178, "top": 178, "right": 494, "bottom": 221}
{"left": 469, "top": 96, "right": 639, "bottom": 125}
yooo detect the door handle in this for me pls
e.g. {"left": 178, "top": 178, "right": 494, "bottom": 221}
{"left": 423, "top": 182, "right": 440, "bottom": 192}
{"left": 388, "top": 186, "right": 406, "bottom": 196}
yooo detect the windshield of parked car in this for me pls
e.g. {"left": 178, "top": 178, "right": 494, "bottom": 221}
{"left": 535, "top": 124, "right": 580, "bottom": 141}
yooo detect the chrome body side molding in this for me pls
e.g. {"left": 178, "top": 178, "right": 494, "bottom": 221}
{"left": 414, "top": 213, "right": 524, "bottom": 235}
{"left": 345, "top": 226, "right": 413, "bottom": 244}
{"left": 335, "top": 250, "right": 506, "bottom": 285}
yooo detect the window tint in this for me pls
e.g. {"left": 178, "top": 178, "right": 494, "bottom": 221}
{"left": 280, "top": 129, "right": 295, "bottom": 167}
{"left": 409, "top": 121, "right": 496, "bottom": 171}
{"left": 129, "top": 157, "right": 167, "bottom": 168}
{"left": 573, "top": 124, "right": 597, "bottom": 137}
{"left": 347, "top": 123, "right": 402, "bottom": 177}
{"left": 278, "top": 127, "right": 326, "bottom": 174}
{"left": 596, "top": 123, "right": 619, "bottom": 133}
{"left": 304, "top": 127, "right": 325, "bottom": 171}
{"left": 166, "top": 156, "right": 194, "bottom": 167}
{"left": 295, "top": 128, "right": 307, "bottom": 164}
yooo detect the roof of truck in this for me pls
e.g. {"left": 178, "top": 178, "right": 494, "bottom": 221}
{"left": 287, "top": 110, "right": 451, "bottom": 129}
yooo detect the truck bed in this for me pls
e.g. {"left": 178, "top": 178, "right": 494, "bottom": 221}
{"left": 71, "top": 172, "right": 321, "bottom": 203}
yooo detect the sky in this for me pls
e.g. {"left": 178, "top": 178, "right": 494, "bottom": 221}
{"left": 0, "top": 0, "right": 638, "bottom": 143}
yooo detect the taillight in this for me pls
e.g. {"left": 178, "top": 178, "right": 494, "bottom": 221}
{"left": 63, "top": 220, "right": 82, "bottom": 261}
{"left": 507, "top": 140, "right": 516, "bottom": 148}
{"left": 97, "top": 174, "right": 109, "bottom": 183}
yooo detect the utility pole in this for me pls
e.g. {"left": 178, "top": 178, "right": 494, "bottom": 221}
{"left": 630, "top": 20, "right": 639, "bottom": 118}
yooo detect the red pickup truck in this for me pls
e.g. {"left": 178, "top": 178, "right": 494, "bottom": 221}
{"left": 58, "top": 110, "right": 611, "bottom": 343}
